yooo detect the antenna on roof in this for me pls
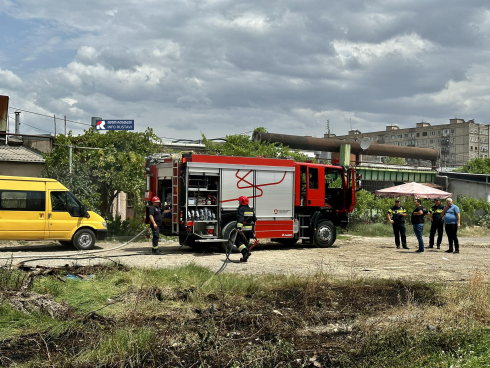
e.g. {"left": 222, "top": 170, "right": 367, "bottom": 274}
{"left": 326, "top": 119, "right": 330, "bottom": 136}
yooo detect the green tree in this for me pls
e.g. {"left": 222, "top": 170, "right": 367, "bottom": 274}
{"left": 383, "top": 157, "right": 406, "bottom": 165}
{"left": 460, "top": 158, "right": 490, "bottom": 173}
{"left": 43, "top": 128, "right": 162, "bottom": 218}
{"left": 202, "top": 128, "right": 313, "bottom": 162}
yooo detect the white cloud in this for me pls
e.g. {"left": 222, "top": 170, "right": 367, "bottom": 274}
{"left": 1, "top": 0, "right": 490, "bottom": 139}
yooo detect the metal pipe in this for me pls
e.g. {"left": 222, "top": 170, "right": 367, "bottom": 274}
{"left": 252, "top": 132, "right": 440, "bottom": 162}
{"left": 0, "top": 132, "right": 53, "bottom": 139}
{"left": 14, "top": 111, "right": 20, "bottom": 134}
{"left": 69, "top": 146, "right": 73, "bottom": 174}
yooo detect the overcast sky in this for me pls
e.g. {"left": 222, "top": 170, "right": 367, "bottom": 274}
{"left": 1, "top": 0, "right": 490, "bottom": 141}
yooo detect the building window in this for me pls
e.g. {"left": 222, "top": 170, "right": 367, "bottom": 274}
{"left": 430, "top": 139, "right": 434, "bottom": 144}
{"left": 430, "top": 131, "right": 435, "bottom": 136}
{"left": 443, "top": 129, "right": 449, "bottom": 135}
{"left": 416, "top": 133, "right": 420, "bottom": 137}
{"left": 450, "top": 137, "right": 454, "bottom": 143}
{"left": 422, "top": 132, "right": 428, "bottom": 136}
{"left": 404, "top": 134, "right": 408, "bottom": 138}
{"left": 391, "top": 135, "right": 395, "bottom": 140}
{"left": 438, "top": 139, "right": 441, "bottom": 144}
{"left": 471, "top": 146, "right": 473, "bottom": 150}
{"left": 451, "top": 129, "right": 454, "bottom": 134}
{"left": 397, "top": 134, "right": 402, "bottom": 139}
{"left": 438, "top": 130, "right": 441, "bottom": 135}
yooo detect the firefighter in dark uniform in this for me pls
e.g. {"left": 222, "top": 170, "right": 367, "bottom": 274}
{"left": 149, "top": 196, "right": 163, "bottom": 254}
{"left": 427, "top": 197, "right": 444, "bottom": 249}
{"left": 236, "top": 196, "right": 256, "bottom": 262}
{"left": 387, "top": 199, "right": 408, "bottom": 249}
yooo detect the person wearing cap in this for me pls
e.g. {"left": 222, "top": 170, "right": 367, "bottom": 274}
{"left": 427, "top": 197, "right": 445, "bottom": 249}
{"left": 442, "top": 198, "right": 461, "bottom": 253}
{"left": 387, "top": 198, "right": 408, "bottom": 249}
{"left": 149, "top": 196, "right": 163, "bottom": 254}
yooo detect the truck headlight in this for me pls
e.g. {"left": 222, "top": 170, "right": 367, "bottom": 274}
{"left": 102, "top": 222, "right": 107, "bottom": 229}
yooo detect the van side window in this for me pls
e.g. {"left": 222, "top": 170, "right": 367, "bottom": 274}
{"left": 0, "top": 190, "right": 45, "bottom": 211}
{"left": 50, "top": 192, "right": 80, "bottom": 212}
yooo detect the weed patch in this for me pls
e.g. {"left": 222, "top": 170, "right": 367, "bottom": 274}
{"left": 2, "top": 264, "right": 490, "bottom": 367}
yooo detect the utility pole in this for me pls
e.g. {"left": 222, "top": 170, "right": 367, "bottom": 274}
{"left": 326, "top": 119, "right": 330, "bottom": 137}
{"left": 14, "top": 111, "right": 20, "bottom": 134}
{"left": 69, "top": 146, "right": 72, "bottom": 174}
{"left": 54, "top": 114, "right": 56, "bottom": 136}
{"left": 64, "top": 115, "right": 67, "bottom": 136}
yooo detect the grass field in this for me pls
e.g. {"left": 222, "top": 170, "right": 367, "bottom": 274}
{"left": 1, "top": 263, "right": 490, "bottom": 367}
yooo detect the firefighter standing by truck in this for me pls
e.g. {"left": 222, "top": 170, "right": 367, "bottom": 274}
{"left": 427, "top": 197, "right": 444, "bottom": 249}
{"left": 387, "top": 199, "right": 409, "bottom": 249}
{"left": 236, "top": 196, "right": 256, "bottom": 262}
{"left": 149, "top": 196, "right": 163, "bottom": 254}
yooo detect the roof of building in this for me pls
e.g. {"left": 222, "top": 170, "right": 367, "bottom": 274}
{"left": 0, "top": 146, "right": 45, "bottom": 163}
{"left": 439, "top": 171, "right": 490, "bottom": 183}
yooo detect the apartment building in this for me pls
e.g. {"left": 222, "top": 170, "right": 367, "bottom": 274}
{"left": 332, "top": 118, "right": 489, "bottom": 166}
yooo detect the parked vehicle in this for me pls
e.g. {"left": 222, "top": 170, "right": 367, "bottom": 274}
{"left": 145, "top": 153, "right": 357, "bottom": 250}
{"left": 0, "top": 176, "right": 107, "bottom": 250}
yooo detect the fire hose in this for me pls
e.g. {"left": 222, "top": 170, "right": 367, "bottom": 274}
{"left": 0, "top": 228, "right": 149, "bottom": 260}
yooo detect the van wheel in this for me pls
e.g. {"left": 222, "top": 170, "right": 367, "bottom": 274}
{"left": 313, "top": 220, "right": 336, "bottom": 248}
{"left": 73, "top": 229, "right": 96, "bottom": 250}
{"left": 220, "top": 221, "right": 239, "bottom": 253}
{"left": 59, "top": 241, "right": 73, "bottom": 247}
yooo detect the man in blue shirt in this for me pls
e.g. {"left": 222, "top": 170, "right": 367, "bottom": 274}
{"left": 442, "top": 198, "right": 461, "bottom": 253}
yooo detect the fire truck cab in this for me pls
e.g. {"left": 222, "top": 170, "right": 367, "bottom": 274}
{"left": 145, "top": 153, "right": 356, "bottom": 250}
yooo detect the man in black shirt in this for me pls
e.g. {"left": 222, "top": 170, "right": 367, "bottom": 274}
{"left": 411, "top": 198, "right": 427, "bottom": 253}
{"left": 387, "top": 199, "right": 408, "bottom": 249}
{"left": 427, "top": 197, "right": 444, "bottom": 249}
{"left": 149, "top": 196, "right": 163, "bottom": 254}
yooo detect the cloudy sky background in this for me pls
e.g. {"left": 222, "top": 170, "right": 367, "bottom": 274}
{"left": 1, "top": 0, "right": 490, "bottom": 141}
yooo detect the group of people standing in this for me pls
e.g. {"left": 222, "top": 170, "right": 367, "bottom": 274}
{"left": 387, "top": 197, "right": 461, "bottom": 253}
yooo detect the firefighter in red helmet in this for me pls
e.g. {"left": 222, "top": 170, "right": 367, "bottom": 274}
{"left": 149, "top": 196, "right": 163, "bottom": 254}
{"left": 236, "top": 196, "right": 256, "bottom": 262}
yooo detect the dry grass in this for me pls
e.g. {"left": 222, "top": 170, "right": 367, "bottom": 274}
{"left": 2, "top": 264, "right": 490, "bottom": 367}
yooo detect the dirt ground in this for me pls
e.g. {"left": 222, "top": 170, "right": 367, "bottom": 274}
{"left": 0, "top": 235, "right": 489, "bottom": 282}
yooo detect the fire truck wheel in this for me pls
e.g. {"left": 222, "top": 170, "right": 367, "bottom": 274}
{"left": 313, "top": 220, "right": 336, "bottom": 248}
{"left": 221, "top": 221, "right": 239, "bottom": 253}
{"left": 272, "top": 238, "right": 299, "bottom": 246}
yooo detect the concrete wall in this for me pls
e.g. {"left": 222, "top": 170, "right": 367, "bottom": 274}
{"left": 447, "top": 178, "right": 490, "bottom": 202}
{"left": 0, "top": 162, "right": 44, "bottom": 177}
{"left": 23, "top": 138, "right": 52, "bottom": 154}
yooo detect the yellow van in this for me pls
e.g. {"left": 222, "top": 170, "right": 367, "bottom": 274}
{"left": 0, "top": 176, "right": 107, "bottom": 250}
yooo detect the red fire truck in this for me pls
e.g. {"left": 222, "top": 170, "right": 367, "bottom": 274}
{"left": 145, "top": 153, "right": 357, "bottom": 250}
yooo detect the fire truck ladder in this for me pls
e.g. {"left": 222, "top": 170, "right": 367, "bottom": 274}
{"left": 171, "top": 158, "right": 180, "bottom": 234}
{"left": 298, "top": 214, "right": 311, "bottom": 243}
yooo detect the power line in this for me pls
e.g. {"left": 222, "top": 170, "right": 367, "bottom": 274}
{"left": 8, "top": 113, "right": 53, "bottom": 134}
{"left": 8, "top": 106, "right": 91, "bottom": 126}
